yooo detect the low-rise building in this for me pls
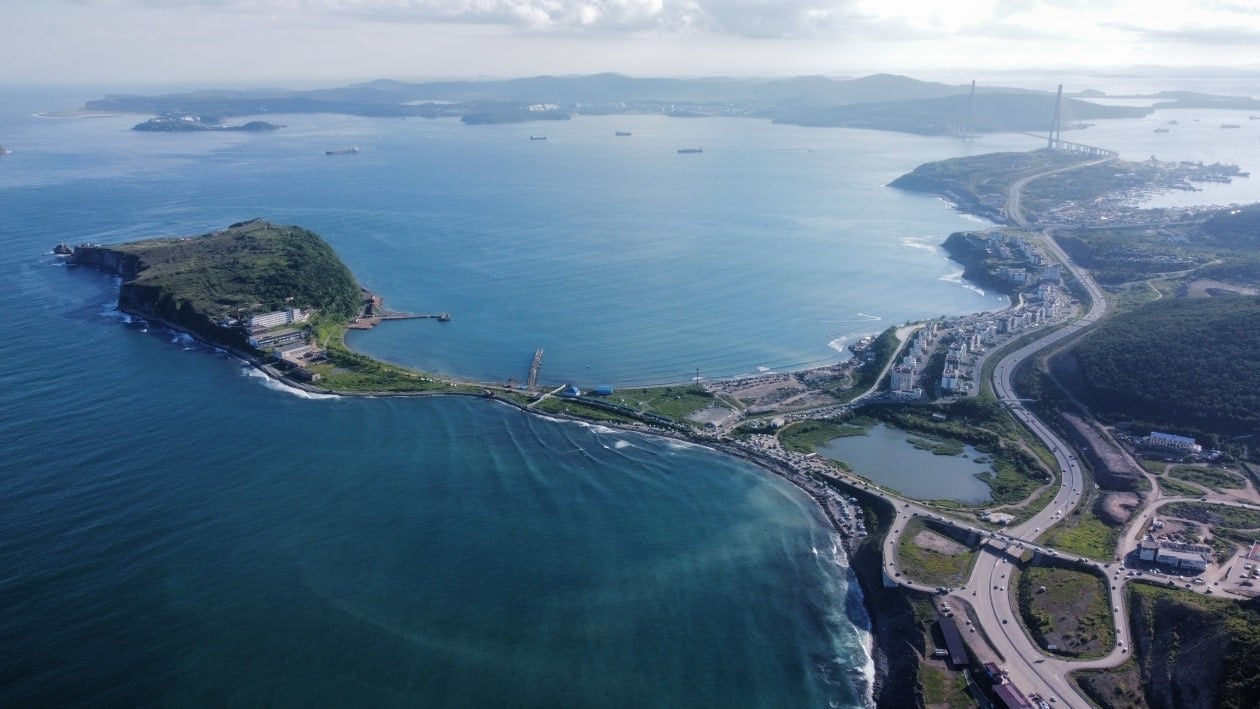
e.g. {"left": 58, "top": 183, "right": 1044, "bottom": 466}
{"left": 1145, "top": 431, "right": 1201, "bottom": 453}
{"left": 1156, "top": 547, "right": 1209, "bottom": 572}
{"left": 248, "top": 327, "right": 307, "bottom": 349}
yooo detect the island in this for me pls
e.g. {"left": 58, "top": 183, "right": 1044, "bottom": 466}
{"left": 84, "top": 73, "right": 1151, "bottom": 134}
{"left": 132, "top": 114, "right": 285, "bottom": 132}
{"left": 67, "top": 136, "right": 1260, "bottom": 708}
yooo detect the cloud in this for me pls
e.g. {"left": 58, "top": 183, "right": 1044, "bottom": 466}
{"left": 1134, "top": 23, "right": 1260, "bottom": 46}
{"left": 50, "top": 0, "right": 877, "bottom": 38}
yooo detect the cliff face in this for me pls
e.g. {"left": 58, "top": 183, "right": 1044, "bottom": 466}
{"left": 1128, "top": 588, "right": 1235, "bottom": 709}
{"left": 70, "top": 245, "right": 143, "bottom": 281}
{"left": 68, "top": 221, "right": 359, "bottom": 349}
{"left": 890, "top": 175, "right": 1001, "bottom": 221}
{"left": 941, "top": 231, "right": 1018, "bottom": 297}
{"left": 845, "top": 492, "right": 926, "bottom": 708}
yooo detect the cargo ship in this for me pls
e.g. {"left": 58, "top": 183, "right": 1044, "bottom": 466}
{"left": 325, "top": 146, "right": 359, "bottom": 155}
{"left": 529, "top": 135, "right": 547, "bottom": 141}
{"left": 677, "top": 147, "right": 703, "bottom": 154}
{"left": 615, "top": 131, "right": 631, "bottom": 136}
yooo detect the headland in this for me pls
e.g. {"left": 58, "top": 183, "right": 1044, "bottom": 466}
{"left": 65, "top": 138, "right": 1260, "bottom": 707}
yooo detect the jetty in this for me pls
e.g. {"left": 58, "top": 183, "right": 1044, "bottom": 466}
{"left": 527, "top": 348, "right": 544, "bottom": 389}
{"left": 347, "top": 311, "right": 451, "bottom": 329}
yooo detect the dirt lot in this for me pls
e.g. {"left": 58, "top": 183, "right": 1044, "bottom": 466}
{"left": 912, "top": 529, "right": 969, "bottom": 556}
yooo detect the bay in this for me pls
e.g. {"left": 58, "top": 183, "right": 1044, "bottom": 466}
{"left": 4, "top": 82, "right": 1254, "bottom": 706}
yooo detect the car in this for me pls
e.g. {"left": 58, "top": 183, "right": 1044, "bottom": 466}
{"left": 1002, "top": 619, "right": 1008, "bottom": 624}
{"left": 1114, "top": 606, "right": 1119, "bottom": 612}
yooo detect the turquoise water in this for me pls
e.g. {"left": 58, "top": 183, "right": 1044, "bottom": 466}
{"left": 12, "top": 83, "right": 1241, "bottom": 705}
{"left": 817, "top": 424, "right": 994, "bottom": 503}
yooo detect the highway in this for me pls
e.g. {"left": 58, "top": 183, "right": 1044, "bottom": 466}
{"left": 729, "top": 151, "right": 1250, "bottom": 706}
{"left": 901, "top": 156, "right": 1115, "bottom": 705}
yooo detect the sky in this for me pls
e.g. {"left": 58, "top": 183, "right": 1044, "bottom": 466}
{"left": 6, "top": 0, "right": 1260, "bottom": 87}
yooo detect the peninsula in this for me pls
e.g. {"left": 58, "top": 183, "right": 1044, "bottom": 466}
{"left": 68, "top": 140, "right": 1260, "bottom": 708}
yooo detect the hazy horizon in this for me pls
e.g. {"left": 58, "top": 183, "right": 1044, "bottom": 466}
{"left": 7, "top": 1, "right": 1260, "bottom": 91}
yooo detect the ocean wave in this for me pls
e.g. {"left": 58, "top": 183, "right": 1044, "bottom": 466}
{"left": 99, "top": 301, "right": 130, "bottom": 323}
{"left": 855, "top": 313, "right": 881, "bottom": 321}
{"left": 665, "top": 439, "right": 712, "bottom": 452}
{"left": 938, "top": 270, "right": 964, "bottom": 284}
{"left": 241, "top": 366, "right": 341, "bottom": 400}
{"left": 899, "top": 236, "right": 938, "bottom": 253}
{"left": 613, "top": 440, "right": 632, "bottom": 449}
{"left": 827, "top": 337, "right": 847, "bottom": 353}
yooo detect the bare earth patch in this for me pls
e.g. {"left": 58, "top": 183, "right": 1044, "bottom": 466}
{"left": 913, "top": 529, "right": 969, "bottom": 556}
{"left": 1186, "top": 279, "right": 1259, "bottom": 297}
{"left": 1098, "top": 492, "right": 1141, "bottom": 526}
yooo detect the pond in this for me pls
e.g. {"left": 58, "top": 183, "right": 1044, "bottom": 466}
{"left": 818, "top": 423, "right": 993, "bottom": 503}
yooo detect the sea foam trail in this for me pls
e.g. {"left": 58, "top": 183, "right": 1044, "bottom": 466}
{"left": 241, "top": 367, "right": 341, "bottom": 400}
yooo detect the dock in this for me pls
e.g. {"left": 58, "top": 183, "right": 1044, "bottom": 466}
{"left": 347, "top": 311, "right": 450, "bottom": 329}
{"left": 527, "top": 348, "right": 544, "bottom": 389}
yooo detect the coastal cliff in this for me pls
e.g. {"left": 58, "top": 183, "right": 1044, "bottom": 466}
{"left": 889, "top": 173, "right": 1002, "bottom": 221}
{"left": 70, "top": 220, "right": 361, "bottom": 348}
{"left": 941, "top": 231, "right": 1020, "bottom": 297}
{"left": 844, "top": 491, "right": 928, "bottom": 708}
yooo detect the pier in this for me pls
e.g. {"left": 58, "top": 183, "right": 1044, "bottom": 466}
{"left": 346, "top": 311, "right": 451, "bottom": 329}
{"left": 377, "top": 311, "right": 450, "bottom": 322}
{"left": 527, "top": 348, "right": 544, "bottom": 389}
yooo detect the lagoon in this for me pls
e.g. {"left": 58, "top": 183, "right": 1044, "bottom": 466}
{"left": 818, "top": 424, "right": 994, "bottom": 503}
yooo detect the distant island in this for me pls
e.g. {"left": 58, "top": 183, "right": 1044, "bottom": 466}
{"left": 132, "top": 114, "right": 285, "bottom": 132}
{"left": 85, "top": 73, "right": 1153, "bottom": 135}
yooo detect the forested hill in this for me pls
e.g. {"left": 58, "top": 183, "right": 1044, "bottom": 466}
{"left": 1069, "top": 296, "right": 1260, "bottom": 436}
{"left": 72, "top": 220, "right": 360, "bottom": 345}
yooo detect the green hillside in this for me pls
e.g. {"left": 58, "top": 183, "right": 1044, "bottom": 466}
{"left": 75, "top": 220, "right": 361, "bottom": 346}
{"left": 1070, "top": 296, "right": 1260, "bottom": 435}
{"left": 115, "top": 219, "right": 360, "bottom": 320}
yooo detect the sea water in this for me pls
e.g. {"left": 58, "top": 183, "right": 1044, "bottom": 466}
{"left": 2, "top": 83, "right": 1256, "bottom": 706}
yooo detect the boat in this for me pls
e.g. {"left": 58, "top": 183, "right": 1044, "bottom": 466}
{"left": 677, "top": 147, "right": 703, "bottom": 154}
{"left": 53, "top": 242, "right": 74, "bottom": 255}
{"left": 437, "top": 312, "right": 451, "bottom": 322}
{"left": 1153, "top": 128, "right": 1170, "bottom": 133}
{"left": 1166, "top": 120, "right": 1179, "bottom": 125}
{"left": 529, "top": 135, "right": 547, "bottom": 141}
{"left": 325, "top": 146, "right": 359, "bottom": 155}
{"left": 614, "top": 131, "right": 631, "bottom": 136}
{"left": 0, "top": 145, "right": 11, "bottom": 155}
{"left": 1250, "top": 115, "right": 1260, "bottom": 120}
{"left": 1221, "top": 124, "right": 1241, "bottom": 129}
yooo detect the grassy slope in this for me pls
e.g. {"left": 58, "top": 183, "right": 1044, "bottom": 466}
{"left": 116, "top": 219, "right": 361, "bottom": 322}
